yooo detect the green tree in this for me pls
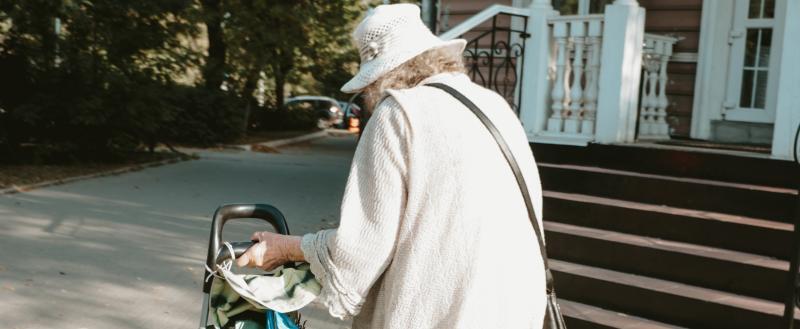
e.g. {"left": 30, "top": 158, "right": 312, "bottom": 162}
{"left": 222, "top": 0, "right": 362, "bottom": 110}
{"left": 0, "top": 0, "right": 205, "bottom": 158}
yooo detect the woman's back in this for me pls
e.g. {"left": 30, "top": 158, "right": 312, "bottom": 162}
{"left": 344, "top": 72, "right": 547, "bottom": 328}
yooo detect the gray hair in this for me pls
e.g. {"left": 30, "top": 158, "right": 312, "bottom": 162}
{"left": 363, "top": 47, "right": 465, "bottom": 112}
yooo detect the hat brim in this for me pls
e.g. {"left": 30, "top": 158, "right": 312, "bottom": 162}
{"left": 340, "top": 39, "right": 467, "bottom": 94}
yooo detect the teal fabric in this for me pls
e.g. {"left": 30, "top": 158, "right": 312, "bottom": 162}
{"left": 266, "top": 310, "right": 300, "bottom": 329}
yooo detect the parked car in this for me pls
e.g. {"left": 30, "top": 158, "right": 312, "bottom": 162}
{"left": 284, "top": 96, "right": 344, "bottom": 129}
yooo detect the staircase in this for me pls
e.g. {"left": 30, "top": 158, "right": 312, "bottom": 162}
{"left": 532, "top": 143, "right": 800, "bottom": 328}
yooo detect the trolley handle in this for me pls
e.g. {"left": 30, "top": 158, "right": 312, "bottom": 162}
{"left": 202, "top": 203, "right": 291, "bottom": 293}
{"left": 214, "top": 241, "right": 257, "bottom": 265}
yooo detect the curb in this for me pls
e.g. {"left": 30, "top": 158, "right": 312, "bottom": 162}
{"left": 0, "top": 154, "right": 193, "bottom": 195}
{"left": 262, "top": 129, "right": 330, "bottom": 148}
{"left": 234, "top": 129, "right": 355, "bottom": 152}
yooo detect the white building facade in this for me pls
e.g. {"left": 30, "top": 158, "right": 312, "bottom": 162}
{"left": 436, "top": 0, "right": 800, "bottom": 159}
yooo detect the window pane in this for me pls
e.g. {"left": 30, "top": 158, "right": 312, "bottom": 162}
{"left": 763, "top": 0, "right": 775, "bottom": 18}
{"left": 758, "top": 28, "right": 772, "bottom": 67}
{"left": 553, "top": 0, "right": 578, "bottom": 15}
{"left": 754, "top": 70, "right": 768, "bottom": 109}
{"left": 740, "top": 69, "right": 755, "bottom": 108}
{"left": 589, "top": 0, "right": 614, "bottom": 14}
{"left": 744, "top": 29, "right": 759, "bottom": 67}
{"left": 748, "top": 0, "right": 763, "bottom": 18}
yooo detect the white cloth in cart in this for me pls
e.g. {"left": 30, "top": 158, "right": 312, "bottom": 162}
{"left": 215, "top": 262, "right": 321, "bottom": 313}
{"left": 209, "top": 261, "right": 321, "bottom": 327}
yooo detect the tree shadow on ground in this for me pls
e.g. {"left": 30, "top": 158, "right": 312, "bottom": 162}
{"left": 0, "top": 147, "right": 354, "bottom": 328}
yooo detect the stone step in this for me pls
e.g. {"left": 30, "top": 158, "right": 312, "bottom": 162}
{"left": 543, "top": 191, "right": 793, "bottom": 259}
{"left": 539, "top": 162, "right": 797, "bottom": 223}
{"left": 550, "top": 259, "right": 800, "bottom": 328}
{"left": 560, "top": 298, "right": 684, "bottom": 329}
{"left": 545, "top": 221, "right": 788, "bottom": 302}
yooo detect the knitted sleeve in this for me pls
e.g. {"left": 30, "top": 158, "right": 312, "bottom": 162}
{"left": 301, "top": 97, "right": 409, "bottom": 320}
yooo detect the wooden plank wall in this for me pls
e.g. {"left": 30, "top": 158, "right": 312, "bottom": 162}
{"left": 438, "top": 0, "right": 513, "bottom": 35}
{"left": 438, "top": 0, "right": 703, "bottom": 138}
{"left": 639, "top": 0, "right": 702, "bottom": 138}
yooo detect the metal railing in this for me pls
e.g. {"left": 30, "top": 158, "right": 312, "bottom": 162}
{"left": 439, "top": 5, "right": 530, "bottom": 113}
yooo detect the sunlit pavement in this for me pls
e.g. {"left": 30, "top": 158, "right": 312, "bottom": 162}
{"left": 0, "top": 134, "right": 358, "bottom": 329}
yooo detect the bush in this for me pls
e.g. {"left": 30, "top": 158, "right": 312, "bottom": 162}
{"left": 0, "top": 0, "right": 250, "bottom": 162}
{"left": 164, "top": 86, "right": 246, "bottom": 146}
{"left": 248, "top": 105, "right": 319, "bottom": 131}
{"left": 0, "top": 58, "right": 247, "bottom": 161}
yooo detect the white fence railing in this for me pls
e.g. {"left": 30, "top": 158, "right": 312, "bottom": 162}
{"left": 528, "top": 2, "right": 646, "bottom": 145}
{"left": 638, "top": 33, "right": 679, "bottom": 140}
{"left": 443, "top": 1, "right": 661, "bottom": 146}
{"left": 543, "top": 15, "right": 604, "bottom": 142}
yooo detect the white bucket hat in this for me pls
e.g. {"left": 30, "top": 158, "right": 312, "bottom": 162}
{"left": 340, "top": 4, "right": 467, "bottom": 93}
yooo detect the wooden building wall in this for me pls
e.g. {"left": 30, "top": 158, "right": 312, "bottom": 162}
{"left": 639, "top": 0, "right": 702, "bottom": 138}
{"left": 438, "top": 0, "right": 514, "bottom": 35}
{"left": 437, "top": 0, "right": 704, "bottom": 139}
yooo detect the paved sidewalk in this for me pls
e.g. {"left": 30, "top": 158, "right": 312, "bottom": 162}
{"left": 0, "top": 135, "right": 358, "bottom": 329}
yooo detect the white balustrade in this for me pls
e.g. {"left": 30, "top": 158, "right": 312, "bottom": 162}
{"left": 443, "top": 2, "right": 664, "bottom": 147}
{"left": 638, "top": 34, "right": 678, "bottom": 140}
{"left": 564, "top": 20, "right": 585, "bottom": 134}
{"left": 582, "top": 20, "right": 602, "bottom": 136}
{"left": 547, "top": 21, "right": 568, "bottom": 133}
{"left": 542, "top": 15, "right": 603, "bottom": 144}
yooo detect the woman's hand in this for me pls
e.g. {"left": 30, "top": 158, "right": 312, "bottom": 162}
{"left": 236, "top": 231, "right": 304, "bottom": 271}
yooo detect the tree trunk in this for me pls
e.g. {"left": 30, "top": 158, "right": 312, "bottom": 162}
{"left": 271, "top": 56, "right": 292, "bottom": 111}
{"left": 275, "top": 73, "right": 286, "bottom": 111}
{"left": 241, "top": 70, "right": 259, "bottom": 133}
{"left": 201, "top": 0, "right": 226, "bottom": 91}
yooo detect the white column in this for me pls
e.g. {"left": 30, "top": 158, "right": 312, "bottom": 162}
{"left": 770, "top": 0, "right": 800, "bottom": 159}
{"left": 690, "top": 0, "right": 734, "bottom": 140}
{"left": 565, "top": 21, "right": 586, "bottom": 134}
{"left": 518, "top": 0, "right": 558, "bottom": 139}
{"left": 595, "top": 0, "right": 645, "bottom": 144}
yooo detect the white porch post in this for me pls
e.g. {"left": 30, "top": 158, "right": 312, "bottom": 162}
{"left": 518, "top": 0, "right": 557, "bottom": 140}
{"left": 770, "top": 0, "right": 800, "bottom": 159}
{"left": 594, "top": 0, "right": 645, "bottom": 144}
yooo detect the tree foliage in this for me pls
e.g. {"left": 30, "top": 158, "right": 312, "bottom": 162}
{"left": 0, "top": 0, "right": 365, "bottom": 161}
{"left": 0, "top": 0, "right": 216, "bottom": 160}
{"left": 222, "top": 0, "right": 362, "bottom": 110}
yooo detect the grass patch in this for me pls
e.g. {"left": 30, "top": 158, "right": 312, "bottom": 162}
{"left": 0, "top": 151, "right": 187, "bottom": 189}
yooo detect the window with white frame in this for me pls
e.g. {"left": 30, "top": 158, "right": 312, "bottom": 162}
{"left": 738, "top": 0, "right": 775, "bottom": 110}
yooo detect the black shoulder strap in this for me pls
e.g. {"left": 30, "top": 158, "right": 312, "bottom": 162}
{"left": 426, "top": 82, "right": 555, "bottom": 293}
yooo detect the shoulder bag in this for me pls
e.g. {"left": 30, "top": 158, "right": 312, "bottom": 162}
{"left": 426, "top": 82, "right": 567, "bottom": 329}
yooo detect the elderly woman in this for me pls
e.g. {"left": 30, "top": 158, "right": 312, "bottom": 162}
{"left": 237, "top": 4, "right": 548, "bottom": 328}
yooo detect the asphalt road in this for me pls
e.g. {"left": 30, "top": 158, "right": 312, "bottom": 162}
{"left": 0, "top": 134, "right": 358, "bottom": 329}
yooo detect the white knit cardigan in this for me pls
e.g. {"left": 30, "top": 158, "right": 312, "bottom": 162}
{"left": 301, "top": 73, "right": 547, "bottom": 329}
